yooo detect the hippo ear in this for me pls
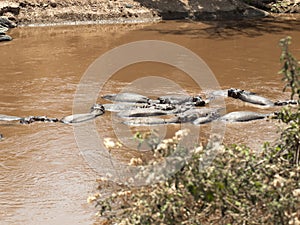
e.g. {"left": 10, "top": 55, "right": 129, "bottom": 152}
{"left": 90, "top": 103, "right": 105, "bottom": 112}
{"left": 193, "top": 95, "right": 201, "bottom": 101}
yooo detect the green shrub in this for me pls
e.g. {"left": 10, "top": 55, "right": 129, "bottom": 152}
{"left": 276, "top": 36, "right": 300, "bottom": 166}
{"left": 90, "top": 136, "right": 299, "bottom": 224}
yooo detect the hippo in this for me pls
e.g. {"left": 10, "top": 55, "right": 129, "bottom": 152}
{"left": 147, "top": 103, "right": 192, "bottom": 114}
{"left": 103, "top": 103, "right": 150, "bottom": 112}
{"left": 219, "top": 111, "right": 269, "bottom": 122}
{"left": 228, "top": 88, "right": 274, "bottom": 106}
{"left": 121, "top": 108, "right": 222, "bottom": 125}
{"left": 166, "top": 108, "right": 223, "bottom": 124}
{"left": 207, "top": 88, "right": 252, "bottom": 98}
{"left": 0, "top": 16, "right": 17, "bottom": 28}
{"left": 0, "top": 133, "right": 3, "bottom": 140}
{"left": 0, "top": 114, "right": 22, "bottom": 121}
{"left": 104, "top": 102, "right": 186, "bottom": 115}
{"left": 151, "top": 103, "right": 177, "bottom": 111}
{"left": 117, "top": 108, "right": 168, "bottom": 118}
{"left": 228, "top": 88, "right": 256, "bottom": 96}
{"left": 0, "top": 34, "right": 12, "bottom": 42}
{"left": 158, "top": 94, "right": 205, "bottom": 106}
{"left": 192, "top": 112, "right": 221, "bottom": 125}
{"left": 274, "top": 100, "right": 298, "bottom": 106}
{"left": 0, "top": 25, "right": 8, "bottom": 33}
{"left": 102, "top": 93, "right": 149, "bottom": 103}
{"left": 116, "top": 103, "right": 197, "bottom": 118}
{"left": 20, "top": 116, "right": 59, "bottom": 124}
{"left": 90, "top": 103, "right": 106, "bottom": 112}
{"left": 61, "top": 104, "right": 105, "bottom": 124}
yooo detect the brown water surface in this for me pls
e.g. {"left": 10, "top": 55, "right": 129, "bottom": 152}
{"left": 1, "top": 17, "right": 300, "bottom": 224}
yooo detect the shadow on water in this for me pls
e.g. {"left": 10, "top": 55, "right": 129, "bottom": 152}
{"left": 142, "top": 17, "right": 300, "bottom": 39}
{"left": 129, "top": 0, "right": 300, "bottom": 40}
{"left": 133, "top": 0, "right": 272, "bottom": 20}
{"left": 133, "top": 0, "right": 188, "bottom": 19}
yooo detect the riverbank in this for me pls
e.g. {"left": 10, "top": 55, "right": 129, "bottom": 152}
{"left": 0, "top": 0, "right": 272, "bottom": 27}
{"left": 1, "top": 0, "right": 300, "bottom": 28}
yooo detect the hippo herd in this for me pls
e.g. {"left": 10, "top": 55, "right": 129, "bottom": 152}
{"left": 0, "top": 88, "right": 297, "bottom": 140}
{"left": 0, "top": 16, "right": 16, "bottom": 42}
{"left": 101, "top": 88, "right": 296, "bottom": 126}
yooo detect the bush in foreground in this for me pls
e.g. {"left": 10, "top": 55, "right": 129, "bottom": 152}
{"left": 90, "top": 138, "right": 299, "bottom": 224}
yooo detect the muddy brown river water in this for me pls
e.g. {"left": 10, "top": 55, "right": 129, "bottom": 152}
{"left": 1, "top": 17, "right": 300, "bottom": 224}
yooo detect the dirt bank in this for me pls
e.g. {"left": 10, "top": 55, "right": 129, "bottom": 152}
{"left": 0, "top": 0, "right": 271, "bottom": 26}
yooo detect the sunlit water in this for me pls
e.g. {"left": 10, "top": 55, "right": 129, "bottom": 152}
{"left": 1, "top": 17, "right": 300, "bottom": 224}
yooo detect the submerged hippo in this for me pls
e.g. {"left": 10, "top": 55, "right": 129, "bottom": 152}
{"left": 117, "top": 108, "right": 168, "bottom": 118}
{"left": 228, "top": 88, "right": 274, "bottom": 106}
{"left": 20, "top": 116, "right": 59, "bottom": 124}
{"left": 158, "top": 95, "right": 205, "bottom": 106}
{"left": 219, "top": 111, "right": 269, "bottom": 122}
{"left": 0, "top": 114, "right": 22, "bottom": 121}
{"left": 149, "top": 103, "right": 192, "bottom": 114}
{"left": 274, "top": 100, "right": 298, "bottom": 106}
{"left": 0, "top": 17, "right": 16, "bottom": 43}
{"left": 0, "top": 25, "right": 8, "bottom": 33}
{"left": 102, "top": 93, "right": 149, "bottom": 103}
{"left": 122, "top": 108, "right": 222, "bottom": 126}
{"left": 192, "top": 112, "right": 221, "bottom": 125}
{"left": 166, "top": 108, "right": 223, "bottom": 124}
{"left": 61, "top": 104, "right": 105, "bottom": 124}
{"left": 104, "top": 101, "right": 189, "bottom": 115}
{"left": 103, "top": 103, "right": 151, "bottom": 112}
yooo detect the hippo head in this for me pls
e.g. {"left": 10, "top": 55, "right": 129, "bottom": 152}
{"left": 158, "top": 98, "right": 171, "bottom": 104}
{"left": 20, "top": 116, "right": 35, "bottom": 124}
{"left": 90, "top": 104, "right": 105, "bottom": 115}
{"left": 193, "top": 96, "right": 205, "bottom": 106}
{"left": 227, "top": 88, "right": 241, "bottom": 98}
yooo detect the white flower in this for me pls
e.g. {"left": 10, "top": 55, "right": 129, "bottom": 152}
{"left": 87, "top": 193, "right": 101, "bottom": 203}
{"left": 87, "top": 196, "right": 97, "bottom": 203}
{"left": 194, "top": 145, "right": 203, "bottom": 154}
{"left": 290, "top": 171, "right": 296, "bottom": 177}
{"left": 289, "top": 213, "right": 300, "bottom": 225}
{"left": 292, "top": 189, "right": 300, "bottom": 198}
{"left": 272, "top": 174, "right": 286, "bottom": 188}
{"left": 129, "top": 157, "right": 143, "bottom": 166}
{"left": 104, "top": 138, "right": 116, "bottom": 149}
{"left": 117, "top": 190, "right": 131, "bottom": 197}
{"left": 175, "top": 129, "right": 189, "bottom": 139}
{"left": 127, "top": 177, "right": 134, "bottom": 184}
{"left": 157, "top": 143, "right": 168, "bottom": 150}
{"left": 103, "top": 138, "right": 122, "bottom": 149}
{"left": 96, "top": 177, "right": 108, "bottom": 182}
